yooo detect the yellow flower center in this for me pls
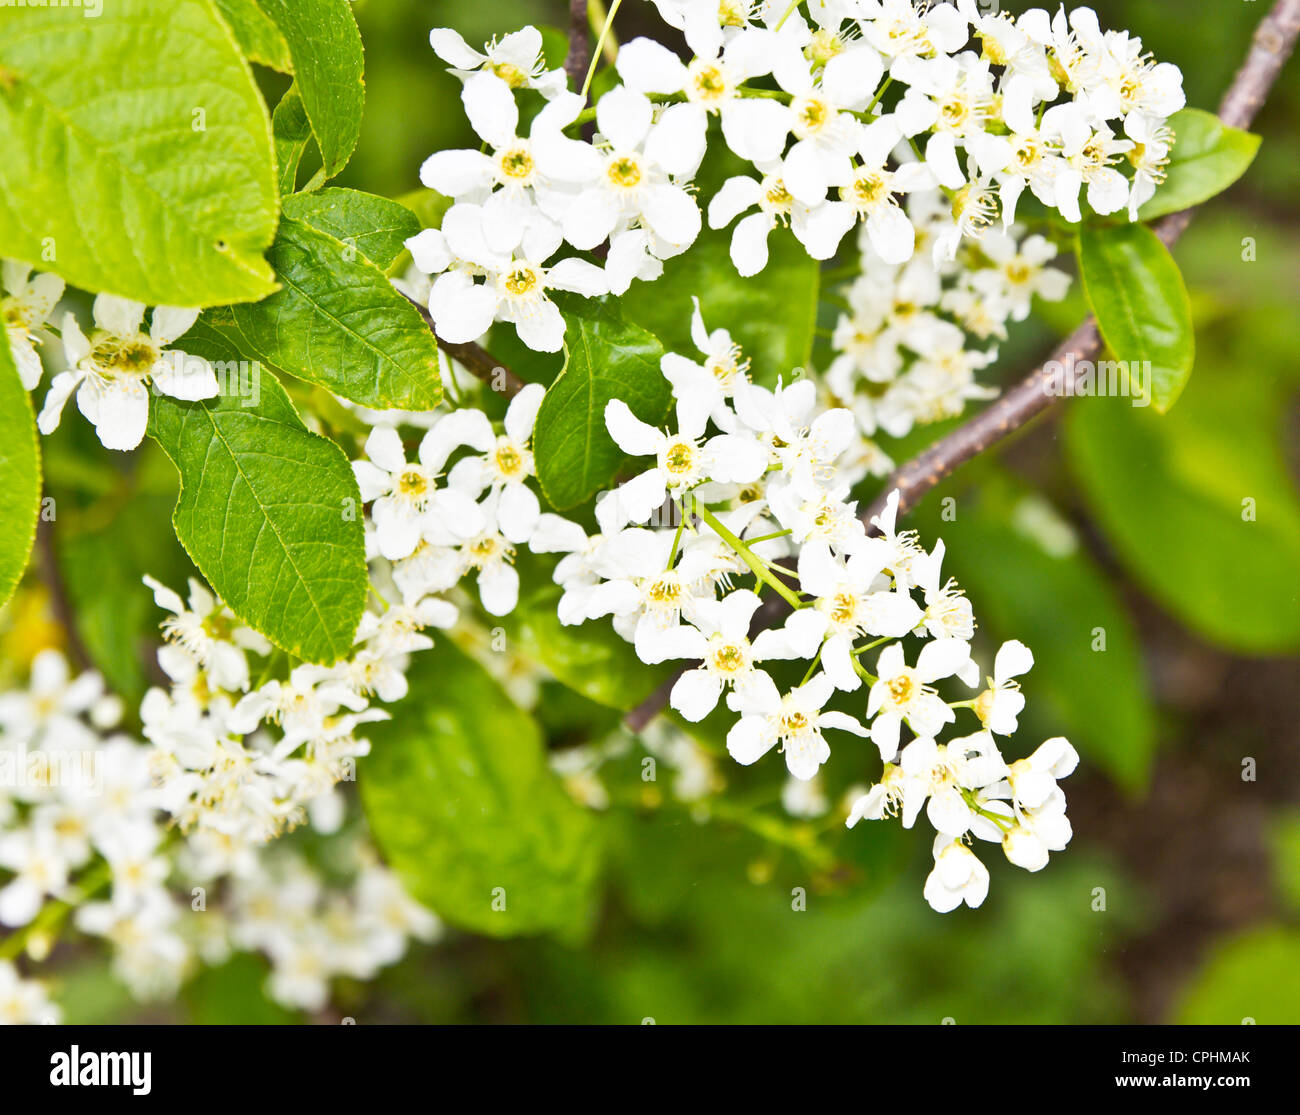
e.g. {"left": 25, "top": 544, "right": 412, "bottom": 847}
{"left": 495, "top": 444, "right": 525, "bottom": 477}
{"left": 781, "top": 710, "right": 810, "bottom": 735}
{"left": 688, "top": 61, "right": 729, "bottom": 105}
{"left": 663, "top": 440, "right": 697, "bottom": 476}
{"left": 849, "top": 171, "right": 890, "bottom": 210}
{"left": 90, "top": 334, "right": 157, "bottom": 377}
{"left": 498, "top": 145, "right": 534, "bottom": 181}
{"left": 887, "top": 674, "right": 915, "bottom": 704}
{"left": 606, "top": 155, "right": 643, "bottom": 190}
{"left": 647, "top": 577, "right": 682, "bottom": 605}
{"left": 793, "top": 96, "right": 830, "bottom": 137}
{"left": 490, "top": 61, "right": 528, "bottom": 89}
{"left": 711, "top": 643, "right": 747, "bottom": 674}
{"left": 398, "top": 469, "right": 428, "bottom": 497}
{"left": 503, "top": 266, "right": 539, "bottom": 297}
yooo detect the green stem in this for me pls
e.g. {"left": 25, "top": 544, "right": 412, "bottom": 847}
{"left": 696, "top": 505, "right": 804, "bottom": 610}
{"left": 666, "top": 501, "right": 687, "bottom": 568}
{"left": 773, "top": 0, "right": 802, "bottom": 32}
{"left": 582, "top": 0, "right": 625, "bottom": 99}
{"left": 866, "top": 75, "right": 893, "bottom": 114}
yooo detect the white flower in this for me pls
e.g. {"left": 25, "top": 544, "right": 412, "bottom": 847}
{"left": 1, "top": 260, "right": 63, "bottom": 389}
{"left": 913, "top": 539, "right": 974, "bottom": 641}
{"left": 449, "top": 383, "right": 546, "bottom": 544}
{"left": 731, "top": 377, "right": 854, "bottom": 498}
{"left": 429, "top": 25, "right": 565, "bottom": 98}
{"left": 972, "top": 231, "right": 1070, "bottom": 320}
{"left": 429, "top": 202, "right": 608, "bottom": 352}
{"left": 998, "top": 788, "right": 1074, "bottom": 871}
{"left": 352, "top": 417, "right": 491, "bottom": 561}
{"left": 583, "top": 528, "right": 717, "bottom": 661}
{"left": 1104, "top": 29, "right": 1185, "bottom": 127}
{"left": 603, "top": 396, "right": 767, "bottom": 525}
{"left": 616, "top": 27, "right": 788, "bottom": 168}
{"left": 845, "top": 762, "right": 910, "bottom": 826}
{"left": 973, "top": 639, "right": 1034, "bottom": 735}
{"left": 866, "top": 637, "right": 977, "bottom": 759}
{"left": 75, "top": 889, "right": 190, "bottom": 1000}
{"left": 38, "top": 296, "right": 218, "bottom": 451}
{"left": 923, "top": 835, "right": 989, "bottom": 912}
{"left": 420, "top": 84, "right": 588, "bottom": 253}
{"left": 706, "top": 166, "right": 832, "bottom": 276}
{"left": 782, "top": 772, "right": 829, "bottom": 818}
{"left": 1004, "top": 735, "right": 1079, "bottom": 809}
{"left": 797, "top": 538, "right": 923, "bottom": 691}
{"left": 897, "top": 734, "right": 975, "bottom": 835}
{"left": 666, "top": 589, "right": 827, "bottom": 720}
{"left": 457, "top": 492, "right": 522, "bottom": 616}
{"left": 659, "top": 298, "right": 750, "bottom": 426}
{"left": 1049, "top": 122, "right": 1133, "bottom": 224}
{"left": 0, "top": 828, "right": 69, "bottom": 927}
{"left": 0, "top": 961, "right": 60, "bottom": 1024}
{"left": 561, "top": 87, "right": 704, "bottom": 256}
{"left": 769, "top": 41, "right": 884, "bottom": 204}
{"left": 726, "top": 672, "right": 867, "bottom": 780}
{"left": 861, "top": 1, "right": 971, "bottom": 66}
{"left": 1124, "top": 113, "right": 1175, "bottom": 218}
{"left": 0, "top": 649, "right": 107, "bottom": 746}
{"left": 143, "top": 576, "right": 272, "bottom": 692}
{"left": 811, "top": 118, "right": 938, "bottom": 264}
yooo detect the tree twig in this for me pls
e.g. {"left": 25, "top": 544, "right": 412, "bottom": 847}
{"left": 401, "top": 290, "right": 525, "bottom": 397}
{"left": 565, "top": 0, "right": 591, "bottom": 92}
{"left": 624, "top": 0, "right": 1300, "bottom": 735}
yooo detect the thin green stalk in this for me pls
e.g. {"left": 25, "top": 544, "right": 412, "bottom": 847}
{"left": 696, "top": 505, "right": 804, "bottom": 610}
{"left": 582, "top": 0, "right": 624, "bottom": 98}
{"left": 774, "top": 0, "right": 803, "bottom": 32}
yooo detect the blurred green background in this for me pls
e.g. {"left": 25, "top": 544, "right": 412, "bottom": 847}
{"left": 20, "top": 0, "right": 1300, "bottom": 1023}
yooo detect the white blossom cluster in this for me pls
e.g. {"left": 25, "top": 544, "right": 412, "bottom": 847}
{"left": 0, "top": 648, "right": 438, "bottom": 1018}
{"left": 351, "top": 384, "right": 581, "bottom": 618}
{"left": 825, "top": 196, "right": 1071, "bottom": 441}
{"left": 541, "top": 305, "right": 1076, "bottom": 910}
{"left": 410, "top": 2, "right": 1182, "bottom": 354}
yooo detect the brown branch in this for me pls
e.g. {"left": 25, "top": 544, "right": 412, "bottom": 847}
{"left": 401, "top": 290, "right": 525, "bottom": 397}
{"left": 624, "top": 0, "right": 1300, "bottom": 735}
{"left": 565, "top": 0, "right": 591, "bottom": 92}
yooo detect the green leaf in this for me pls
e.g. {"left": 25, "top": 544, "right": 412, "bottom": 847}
{"left": 0, "top": 331, "right": 40, "bottom": 609}
{"left": 1138, "top": 108, "right": 1261, "bottom": 221}
{"left": 148, "top": 374, "right": 367, "bottom": 664}
{"left": 0, "top": 0, "right": 278, "bottom": 306}
{"left": 360, "top": 640, "right": 603, "bottom": 940}
{"left": 1176, "top": 926, "right": 1300, "bottom": 1024}
{"left": 213, "top": 0, "right": 291, "bottom": 71}
{"left": 281, "top": 188, "right": 420, "bottom": 270}
{"left": 254, "top": 0, "right": 364, "bottom": 180}
{"left": 1077, "top": 221, "right": 1195, "bottom": 412}
{"left": 184, "top": 953, "right": 300, "bottom": 1024}
{"left": 533, "top": 297, "right": 669, "bottom": 511}
{"left": 619, "top": 148, "right": 819, "bottom": 383}
{"left": 209, "top": 215, "right": 441, "bottom": 411}
{"left": 271, "top": 84, "right": 311, "bottom": 197}
{"left": 1065, "top": 376, "right": 1300, "bottom": 656}
{"left": 916, "top": 472, "right": 1156, "bottom": 793}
